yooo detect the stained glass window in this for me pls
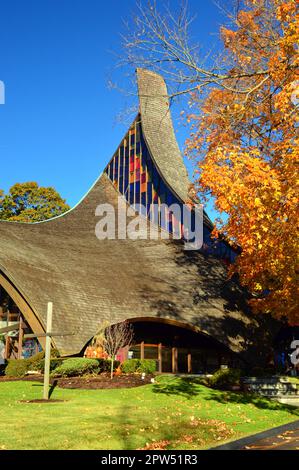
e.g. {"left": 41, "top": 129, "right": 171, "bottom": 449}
{"left": 104, "top": 115, "right": 236, "bottom": 262}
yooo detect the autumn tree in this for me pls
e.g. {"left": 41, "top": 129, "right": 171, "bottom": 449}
{"left": 121, "top": 0, "right": 299, "bottom": 322}
{"left": 0, "top": 182, "right": 70, "bottom": 222}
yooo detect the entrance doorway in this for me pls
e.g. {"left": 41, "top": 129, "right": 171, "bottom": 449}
{"left": 127, "top": 319, "right": 240, "bottom": 374}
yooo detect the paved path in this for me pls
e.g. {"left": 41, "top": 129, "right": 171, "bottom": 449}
{"left": 211, "top": 420, "right": 299, "bottom": 450}
{"left": 242, "top": 427, "right": 299, "bottom": 450}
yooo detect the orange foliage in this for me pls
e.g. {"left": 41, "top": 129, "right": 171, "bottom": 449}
{"left": 186, "top": 0, "right": 299, "bottom": 322}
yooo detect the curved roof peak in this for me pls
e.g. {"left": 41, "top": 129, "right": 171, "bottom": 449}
{"left": 136, "top": 68, "right": 190, "bottom": 203}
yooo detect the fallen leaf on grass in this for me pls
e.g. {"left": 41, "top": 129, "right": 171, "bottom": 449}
{"left": 138, "top": 440, "right": 170, "bottom": 450}
{"left": 184, "top": 435, "right": 194, "bottom": 443}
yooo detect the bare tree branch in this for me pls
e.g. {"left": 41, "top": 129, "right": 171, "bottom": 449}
{"left": 93, "top": 320, "right": 134, "bottom": 379}
{"left": 116, "top": 0, "right": 275, "bottom": 100}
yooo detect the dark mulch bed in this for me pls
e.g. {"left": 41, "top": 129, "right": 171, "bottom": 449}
{"left": 57, "top": 373, "right": 154, "bottom": 389}
{"left": 0, "top": 373, "right": 154, "bottom": 389}
{"left": 0, "top": 375, "right": 44, "bottom": 383}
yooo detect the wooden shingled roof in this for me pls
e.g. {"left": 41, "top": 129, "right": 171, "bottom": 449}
{"left": 0, "top": 69, "right": 279, "bottom": 362}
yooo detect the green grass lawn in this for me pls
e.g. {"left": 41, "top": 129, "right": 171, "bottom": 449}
{"left": 0, "top": 375, "right": 298, "bottom": 450}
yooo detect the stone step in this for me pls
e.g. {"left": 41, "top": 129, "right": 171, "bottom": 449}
{"left": 250, "top": 387, "right": 298, "bottom": 392}
{"left": 251, "top": 390, "right": 299, "bottom": 397}
{"left": 242, "top": 376, "right": 299, "bottom": 397}
{"left": 246, "top": 384, "right": 298, "bottom": 390}
{"left": 276, "top": 396, "right": 299, "bottom": 406}
{"left": 243, "top": 376, "right": 299, "bottom": 385}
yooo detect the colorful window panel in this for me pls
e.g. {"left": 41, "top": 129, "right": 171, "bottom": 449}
{"left": 118, "top": 148, "right": 124, "bottom": 194}
{"left": 104, "top": 116, "right": 237, "bottom": 262}
{"left": 130, "top": 130, "right": 135, "bottom": 147}
{"left": 114, "top": 154, "right": 119, "bottom": 185}
{"left": 135, "top": 181, "right": 140, "bottom": 205}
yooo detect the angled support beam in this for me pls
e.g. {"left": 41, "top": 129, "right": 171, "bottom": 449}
{"left": 18, "top": 318, "right": 24, "bottom": 359}
{"left": 0, "top": 272, "right": 46, "bottom": 350}
{"left": 0, "top": 323, "right": 19, "bottom": 334}
{"left": 5, "top": 335, "right": 10, "bottom": 360}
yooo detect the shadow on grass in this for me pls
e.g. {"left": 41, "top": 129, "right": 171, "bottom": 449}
{"left": 205, "top": 390, "right": 299, "bottom": 415}
{"left": 152, "top": 377, "right": 204, "bottom": 399}
{"left": 31, "top": 380, "right": 58, "bottom": 399}
{"left": 152, "top": 377, "right": 299, "bottom": 415}
{"left": 49, "top": 380, "right": 58, "bottom": 398}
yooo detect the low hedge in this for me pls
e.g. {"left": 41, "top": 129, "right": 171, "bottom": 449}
{"left": 138, "top": 359, "right": 157, "bottom": 374}
{"left": 5, "top": 355, "right": 120, "bottom": 378}
{"left": 97, "top": 358, "right": 120, "bottom": 373}
{"left": 5, "top": 349, "right": 62, "bottom": 377}
{"left": 121, "top": 359, "right": 156, "bottom": 374}
{"left": 50, "top": 358, "right": 120, "bottom": 377}
{"left": 33, "top": 357, "right": 65, "bottom": 373}
{"left": 0, "top": 363, "right": 6, "bottom": 376}
{"left": 121, "top": 359, "right": 139, "bottom": 373}
{"left": 5, "top": 359, "right": 31, "bottom": 377}
{"left": 51, "top": 358, "right": 101, "bottom": 377}
{"left": 27, "top": 349, "right": 61, "bottom": 372}
{"left": 209, "top": 367, "right": 242, "bottom": 390}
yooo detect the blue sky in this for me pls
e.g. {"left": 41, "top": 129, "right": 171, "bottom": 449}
{"left": 0, "top": 0, "right": 227, "bottom": 218}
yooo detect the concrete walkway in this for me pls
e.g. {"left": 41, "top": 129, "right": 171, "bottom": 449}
{"left": 211, "top": 420, "right": 299, "bottom": 450}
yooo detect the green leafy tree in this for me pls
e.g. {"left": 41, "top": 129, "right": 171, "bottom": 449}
{"left": 0, "top": 182, "right": 70, "bottom": 222}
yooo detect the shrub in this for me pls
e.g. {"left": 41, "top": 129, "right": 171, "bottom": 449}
{"left": 137, "top": 359, "right": 157, "bottom": 374}
{"left": 27, "top": 349, "right": 61, "bottom": 372}
{"left": 5, "top": 355, "right": 120, "bottom": 378}
{"left": 51, "top": 357, "right": 119, "bottom": 377}
{"left": 51, "top": 358, "right": 101, "bottom": 377}
{"left": 209, "top": 367, "right": 242, "bottom": 390}
{"left": 97, "top": 358, "right": 120, "bottom": 373}
{"left": 121, "top": 359, "right": 156, "bottom": 374}
{"left": 34, "top": 357, "right": 65, "bottom": 373}
{"left": 121, "top": 359, "right": 140, "bottom": 373}
{"left": 28, "top": 351, "right": 45, "bottom": 367}
{"left": 5, "top": 359, "right": 31, "bottom": 377}
{"left": 0, "top": 362, "right": 6, "bottom": 376}
{"left": 5, "top": 352, "right": 62, "bottom": 377}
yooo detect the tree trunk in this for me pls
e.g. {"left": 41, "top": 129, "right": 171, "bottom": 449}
{"left": 110, "top": 358, "right": 114, "bottom": 380}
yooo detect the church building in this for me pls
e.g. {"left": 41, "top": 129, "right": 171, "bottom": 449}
{"left": 0, "top": 69, "right": 280, "bottom": 373}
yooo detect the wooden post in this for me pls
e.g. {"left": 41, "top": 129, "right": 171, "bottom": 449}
{"left": 17, "top": 318, "right": 24, "bottom": 360}
{"left": 4, "top": 335, "right": 10, "bottom": 360}
{"left": 140, "top": 341, "right": 144, "bottom": 360}
{"left": 158, "top": 343, "right": 162, "bottom": 373}
{"left": 43, "top": 302, "right": 53, "bottom": 400}
{"left": 187, "top": 353, "right": 192, "bottom": 374}
{"left": 172, "top": 347, "right": 178, "bottom": 373}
